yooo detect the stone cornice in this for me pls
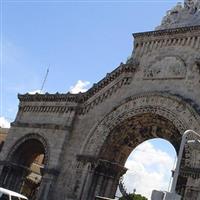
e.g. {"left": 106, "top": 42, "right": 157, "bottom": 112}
{"left": 18, "top": 92, "right": 82, "bottom": 103}
{"left": 133, "top": 25, "right": 200, "bottom": 57}
{"left": 18, "top": 63, "right": 137, "bottom": 103}
{"left": 133, "top": 25, "right": 200, "bottom": 38}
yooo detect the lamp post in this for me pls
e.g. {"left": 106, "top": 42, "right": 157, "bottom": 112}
{"left": 170, "top": 129, "right": 200, "bottom": 194}
{"left": 151, "top": 129, "right": 200, "bottom": 200}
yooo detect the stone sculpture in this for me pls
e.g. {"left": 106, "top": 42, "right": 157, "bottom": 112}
{"left": 156, "top": 0, "right": 200, "bottom": 30}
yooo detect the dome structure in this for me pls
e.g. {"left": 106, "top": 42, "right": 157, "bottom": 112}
{"left": 156, "top": 0, "right": 200, "bottom": 30}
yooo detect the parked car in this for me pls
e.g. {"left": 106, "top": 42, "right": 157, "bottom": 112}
{"left": 0, "top": 187, "right": 28, "bottom": 200}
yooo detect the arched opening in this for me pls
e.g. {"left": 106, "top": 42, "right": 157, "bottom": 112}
{"left": 83, "top": 113, "right": 189, "bottom": 199}
{"left": 119, "top": 138, "right": 177, "bottom": 199}
{"left": 0, "top": 137, "right": 47, "bottom": 199}
{"left": 99, "top": 113, "right": 180, "bottom": 164}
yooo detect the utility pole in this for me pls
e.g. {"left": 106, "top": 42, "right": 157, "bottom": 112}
{"left": 40, "top": 68, "right": 49, "bottom": 93}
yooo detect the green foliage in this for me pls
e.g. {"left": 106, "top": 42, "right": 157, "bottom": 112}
{"left": 119, "top": 193, "right": 148, "bottom": 200}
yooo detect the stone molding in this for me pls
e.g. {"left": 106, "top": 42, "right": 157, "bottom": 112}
{"left": 81, "top": 92, "right": 200, "bottom": 156}
{"left": 11, "top": 122, "right": 70, "bottom": 131}
{"left": 20, "top": 105, "right": 76, "bottom": 114}
{"left": 133, "top": 25, "right": 200, "bottom": 38}
{"left": 80, "top": 76, "right": 132, "bottom": 115}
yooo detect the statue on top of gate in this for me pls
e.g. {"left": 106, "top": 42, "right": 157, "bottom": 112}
{"left": 156, "top": 0, "right": 200, "bottom": 30}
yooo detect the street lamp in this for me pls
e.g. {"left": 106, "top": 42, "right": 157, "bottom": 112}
{"left": 151, "top": 129, "right": 200, "bottom": 200}
{"left": 170, "top": 129, "right": 200, "bottom": 194}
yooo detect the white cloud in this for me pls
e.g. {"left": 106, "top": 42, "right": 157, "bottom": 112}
{"left": 70, "top": 80, "right": 90, "bottom": 94}
{"left": 121, "top": 141, "right": 176, "bottom": 199}
{"left": 28, "top": 90, "right": 43, "bottom": 94}
{"left": 0, "top": 117, "right": 11, "bottom": 128}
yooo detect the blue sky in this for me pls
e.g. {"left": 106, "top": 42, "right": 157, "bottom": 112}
{"left": 1, "top": 0, "right": 182, "bottom": 198}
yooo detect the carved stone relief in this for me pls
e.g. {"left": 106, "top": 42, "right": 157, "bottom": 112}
{"left": 143, "top": 56, "right": 186, "bottom": 80}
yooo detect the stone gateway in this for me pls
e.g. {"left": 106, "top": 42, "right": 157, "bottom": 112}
{"left": 1, "top": 1, "right": 200, "bottom": 200}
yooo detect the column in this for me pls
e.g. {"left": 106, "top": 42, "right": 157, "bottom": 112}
{"left": 37, "top": 168, "right": 59, "bottom": 200}
{"left": 81, "top": 159, "right": 127, "bottom": 200}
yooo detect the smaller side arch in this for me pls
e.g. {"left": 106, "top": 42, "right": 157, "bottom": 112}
{"left": 6, "top": 133, "right": 50, "bottom": 167}
{"left": 0, "top": 133, "right": 50, "bottom": 199}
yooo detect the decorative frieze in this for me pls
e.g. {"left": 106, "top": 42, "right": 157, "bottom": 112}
{"left": 133, "top": 25, "right": 200, "bottom": 38}
{"left": 18, "top": 92, "right": 81, "bottom": 102}
{"left": 11, "top": 121, "right": 70, "bottom": 131}
{"left": 133, "top": 26, "right": 200, "bottom": 57}
{"left": 20, "top": 105, "right": 76, "bottom": 113}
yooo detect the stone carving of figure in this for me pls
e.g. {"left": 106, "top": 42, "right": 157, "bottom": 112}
{"left": 156, "top": 0, "right": 200, "bottom": 30}
{"left": 184, "top": 0, "right": 200, "bottom": 13}
{"left": 157, "top": 2, "right": 183, "bottom": 28}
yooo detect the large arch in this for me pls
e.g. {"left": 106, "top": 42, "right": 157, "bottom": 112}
{"left": 77, "top": 92, "right": 200, "bottom": 200}
{"left": 81, "top": 92, "right": 200, "bottom": 155}
{"left": 0, "top": 133, "right": 49, "bottom": 200}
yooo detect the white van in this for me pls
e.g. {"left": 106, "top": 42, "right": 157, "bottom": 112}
{"left": 0, "top": 187, "right": 28, "bottom": 200}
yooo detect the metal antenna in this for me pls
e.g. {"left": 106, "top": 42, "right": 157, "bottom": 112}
{"left": 40, "top": 68, "right": 49, "bottom": 93}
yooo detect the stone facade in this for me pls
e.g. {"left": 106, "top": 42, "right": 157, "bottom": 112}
{"left": 1, "top": 1, "right": 200, "bottom": 200}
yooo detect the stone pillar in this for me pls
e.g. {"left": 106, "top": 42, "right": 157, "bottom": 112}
{"left": 37, "top": 168, "right": 59, "bottom": 200}
{"left": 76, "top": 156, "right": 127, "bottom": 200}
{"left": 93, "top": 159, "right": 127, "bottom": 198}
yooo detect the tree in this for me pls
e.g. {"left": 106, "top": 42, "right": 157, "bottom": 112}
{"left": 119, "top": 193, "right": 148, "bottom": 200}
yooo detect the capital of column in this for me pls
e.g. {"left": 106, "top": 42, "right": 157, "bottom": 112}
{"left": 41, "top": 167, "right": 60, "bottom": 177}
{"left": 95, "top": 159, "right": 127, "bottom": 178}
{"left": 77, "top": 155, "right": 127, "bottom": 177}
